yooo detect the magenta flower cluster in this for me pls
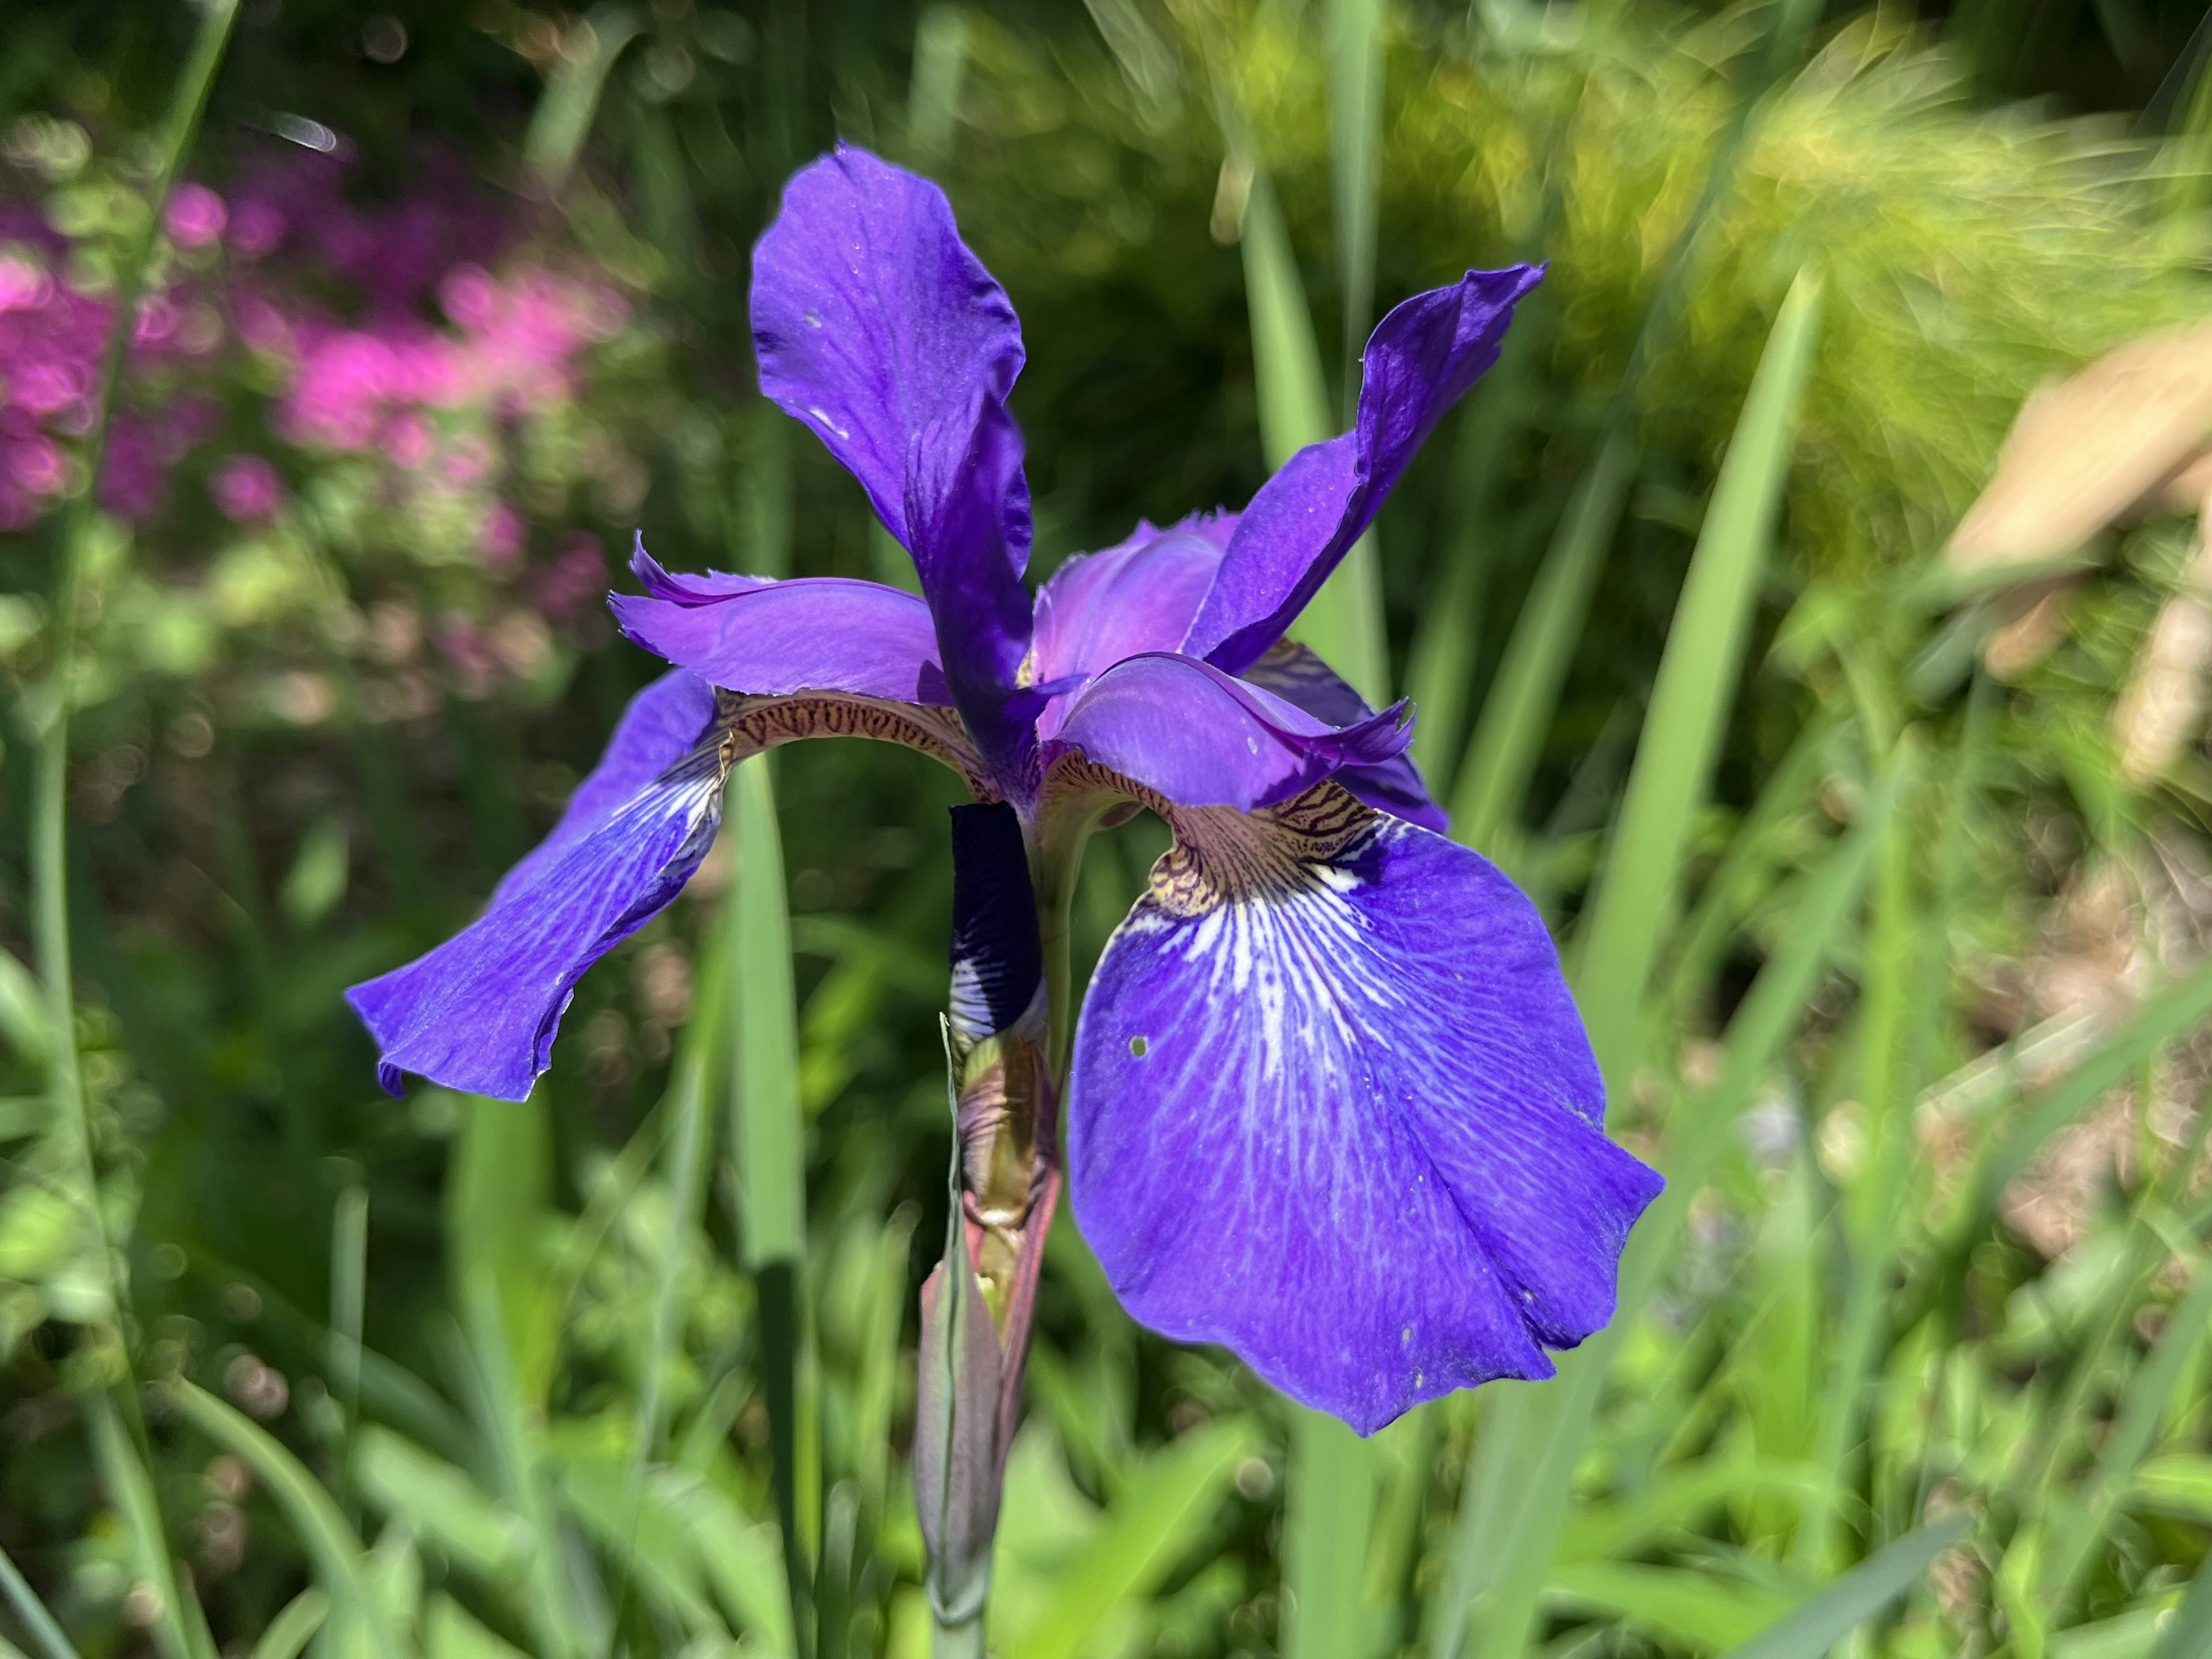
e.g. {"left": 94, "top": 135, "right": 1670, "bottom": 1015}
{"left": 0, "top": 139, "right": 631, "bottom": 604}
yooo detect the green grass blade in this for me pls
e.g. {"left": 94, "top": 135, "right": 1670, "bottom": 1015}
{"left": 1450, "top": 752, "right": 1897, "bottom": 1659}
{"left": 1404, "top": 339, "right": 1532, "bottom": 796}
{"left": 1240, "top": 172, "right": 1388, "bottom": 703}
{"left": 1327, "top": 0, "right": 1382, "bottom": 406}
{"left": 735, "top": 757, "right": 805, "bottom": 1274}
{"left": 32, "top": 0, "right": 236, "bottom": 1362}
{"left": 1447, "top": 431, "right": 1635, "bottom": 854}
{"left": 1283, "top": 1408, "right": 1382, "bottom": 1659}
{"left": 523, "top": 3, "right": 642, "bottom": 193}
{"left": 1546, "top": 1562, "right": 1791, "bottom": 1652}
{"left": 634, "top": 919, "right": 732, "bottom": 1470}
{"left": 88, "top": 1393, "right": 211, "bottom": 1659}
{"left": 0, "top": 1541, "right": 82, "bottom": 1659}
{"left": 1573, "top": 267, "right": 1824, "bottom": 1103}
{"left": 907, "top": 5, "right": 970, "bottom": 164}
{"left": 450, "top": 1275, "right": 588, "bottom": 1659}
{"left": 330, "top": 1183, "right": 368, "bottom": 1521}
{"left": 1003, "top": 1418, "right": 1258, "bottom": 1659}
{"left": 169, "top": 1382, "right": 401, "bottom": 1659}
{"left": 1976, "top": 959, "right": 2212, "bottom": 1206}
{"left": 2048, "top": 1241, "right": 2212, "bottom": 1599}
{"left": 729, "top": 753, "right": 813, "bottom": 1645}
{"left": 2150, "top": 1541, "right": 2212, "bottom": 1659}
{"left": 353, "top": 1426, "right": 529, "bottom": 1584}
{"left": 1718, "top": 1512, "right": 1971, "bottom": 1659}
{"left": 247, "top": 1590, "right": 328, "bottom": 1659}
{"left": 1797, "top": 739, "right": 1923, "bottom": 1571}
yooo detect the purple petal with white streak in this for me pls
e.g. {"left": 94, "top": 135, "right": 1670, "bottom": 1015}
{"left": 1183, "top": 266, "right": 1543, "bottom": 674}
{"left": 345, "top": 672, "right": 725, "bottom": 1101}
{"left": 613, "top": 544, "right": 952, "bottom": 705}
{"left": 1044, "top": 652, "right": 1410, "bottom": 813}
{"left": 1067, "top": 789, "right": 1661, "bottom": 1433}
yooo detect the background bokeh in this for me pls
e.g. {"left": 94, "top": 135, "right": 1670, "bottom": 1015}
{"left": 7, "top": 1, "right": 2212, "bottom": 1656}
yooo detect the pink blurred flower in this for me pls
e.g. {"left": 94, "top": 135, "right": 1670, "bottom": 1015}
{"left": 535, "top": 531, "right": 607, "bottom": 624}
{"left": 229, "top": 199, "right": 285, "bottom": 259}
{"left": 7, "top": 434, "right": 64, "bottom": 494}
{"left": 211, "top": 454, "right": 283, "bottom": 520}
{"left": 165, "top": 184, "right": 228, "bottom": 250}
{"left": 477, "top": 500, "right": 524, "bottom": 572}
{"left": 387, "top": 410, "right": 433, "bottom": 468}
{"left": 0, "top": 255, "right": 51, "bottom": 314}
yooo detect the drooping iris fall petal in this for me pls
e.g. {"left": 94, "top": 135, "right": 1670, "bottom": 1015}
{"left": 346, "top": 672, "right": 726, "bottom": 1101}
{"left": 1183, "top": 265, "right": 1544, "bottom": 675}
{"left": 751, "top": 143, "right": 1039, "bottom": 773}
{"left": 1066, "top": 785, "right": 1662, "bottom": 1433}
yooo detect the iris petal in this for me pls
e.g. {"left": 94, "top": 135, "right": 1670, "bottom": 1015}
{"left": 1043, "top": 652, "right": 1410, "bottom": 813}
{"left": 1238, "top": 640, "right": 1446, "bottom": 831}
{"left": 751, "top": 145, "right": 1037, "bottom": 774}
{"left": 1066, "top": 783, "right": 1661, "bottom": 1433}
{"left": 1031, "top": 515, "right": 1233, "bottom": 692}
{"left": 614, "top": 541, "right": 953, "bottom": 706}
{"left": 346, "top": 672, "right": 725, "bottom": 1101}
{"left": 1183, "top": 266, "right": 1542, "bottom": 674}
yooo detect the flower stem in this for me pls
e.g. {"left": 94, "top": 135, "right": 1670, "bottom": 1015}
{"left": 1032, "top": 801, "right": 1106, "bottom": 1087}
{"left": 33, "top": 0, "right": 238, "bottom": 1327}
{"left": 931, "top": 1611, "right": 986, "bottom": 1659}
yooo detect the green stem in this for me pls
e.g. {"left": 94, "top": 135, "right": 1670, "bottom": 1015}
{"left": 1033, "top": 803, "right": 1106, "bottom": 1088}
{"left": 33, "top": 0, "right": 237, "bottom": 1323}
{"left": 930, "top": 1612, "right": 986, "bottom": 1659}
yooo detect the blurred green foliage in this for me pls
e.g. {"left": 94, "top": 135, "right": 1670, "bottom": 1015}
{"left": 7, "top": 2, "right": 2212, "bottom": 1657}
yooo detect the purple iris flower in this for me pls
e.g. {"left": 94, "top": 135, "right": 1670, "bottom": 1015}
{"left": 347, "top": 144, "right": 1661, "bottom": 1434}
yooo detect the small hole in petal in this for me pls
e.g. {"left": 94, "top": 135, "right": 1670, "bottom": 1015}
{"left": 1400, "top": 1325, "right": 1412, "bottom": 1344}
{"left": 1128, "top": 1035, "right": 1149, "bottom": 1058}
{"left": 803, "top": 308, "right": 823, "bottom": 328}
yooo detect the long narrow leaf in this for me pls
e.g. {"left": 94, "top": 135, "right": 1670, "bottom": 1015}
{"left": 2048, "top": 1236, "right": 2212, "bottom": 1597}
{"left": 169, "top": 1383, "right": 402, "bottom": 1659}
{"left": 1719, "top": 1512, "right": 1971, "bottom": 1659}
{"left": 1573, "top": 268, "right": 1825, "bottom": 1101}
{"left": 729, "top": 752, "right": 812, "bottom": 1642}
{"left": 1461, "top": 601, "right": 1884, "bottom": 1659}
{"left": 0, "top": 1542, "right": 81, "bottom": 1659}
{"left": 1240, "top": 171, "right": 1388, "bottom": 703}
{"left": 1282, "top": 1408, "right": 1381, "bottom": 1659}
{"left": 88, "top": 1394, "right": 211, "bottom": 1659}
{"left": 1003, "top": 1418, "right": 1257, "bottom": 1659}
{"left": 1447, "top": 431, "right": 1635, "bottom": 854}
{"left": 246, "top": 1590, "right": 328, "bottom": 1659}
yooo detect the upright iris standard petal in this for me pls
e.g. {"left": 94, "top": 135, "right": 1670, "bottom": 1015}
{"left": 1044, "top": 652, "right": 1412, "bottom": 813}
{"left": 751, "top": 144, "right": 1037, "bottom": 774}
{"left": 346, "top": 672, "right": 726, "bottom": 1101}
{"left": 1238, "top": 641, "right": 1446, "bottom": 832}
{"left": 1183, "top": 266, "right": 1544, "bottom": 675}
{"left": 1031, "top": 516, "right": 1233, "bottom": 692}
{"left": 1066, "top": 785, "right": 1662, "bottom": 1434}
{"left": 614, "top": 543, "right": 953, "bottom": 705}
